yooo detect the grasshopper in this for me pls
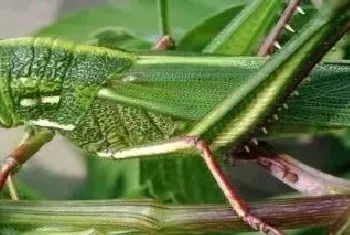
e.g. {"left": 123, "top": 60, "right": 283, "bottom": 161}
{"left": 0, "top": 1, "right": 349, "bottom": 234}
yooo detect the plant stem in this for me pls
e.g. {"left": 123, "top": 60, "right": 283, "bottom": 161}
{"left": 328, "top": 204, "right": 350, "bottom": 234}
{"left": 1, "top": 196, "right": 350, "bottom": 233}
{"left": 158, "top": 0, "right": 170, "bottom": 36}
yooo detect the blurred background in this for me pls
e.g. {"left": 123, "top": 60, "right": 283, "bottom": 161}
{"left": 0, "top": 0, "right": 348, "bottom": 203}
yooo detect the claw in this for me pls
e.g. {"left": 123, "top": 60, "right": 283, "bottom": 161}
{"left": 291, "top": 90, "right": 299, "bottom": 96}
{"left": 296, "top": 6, "right": 305, "bottom": 15}
{"left": 261, "top": 127, "right": 268, "bottom": 134}
{"left": 273, "top": 41, "right": 282, "bottom": 50}
{"left": 244, "top": 145, "right": 251, "bottom": 153}
{"left": 251, "top": 138, "right": 259, "bottom": 145}
{"left": 284, "top": 24, "right": 295, "bottom": 33}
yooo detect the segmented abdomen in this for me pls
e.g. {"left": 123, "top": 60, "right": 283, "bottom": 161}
{"left": 62, "top": 98, "right": 177, "bottom": 154}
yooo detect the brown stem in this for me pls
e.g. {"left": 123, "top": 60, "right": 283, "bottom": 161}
{"left": 258, "top": 0, "right": 302, "bottom": 56}
{"left": 0, "top": 196, "right": 349, "bottom": 233}
{"left": 328, "top": 204, "right": 350, "bottom": 235}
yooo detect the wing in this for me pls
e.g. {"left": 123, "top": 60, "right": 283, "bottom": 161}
{"left": 99, "top": 54, "right": 350, "bottom": 134}
{"left": 274, "top": 61, "right": 350, "bottom": 133}
{"left": 100, "top": 54, "right": 263, "bottom": 120}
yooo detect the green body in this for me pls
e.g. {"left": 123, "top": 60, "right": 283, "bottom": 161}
{"left": 0, "top": 38, "right": 178, "bottom": 155}
{"left": 64, "top": 90, "right": 177, "bottom": 154}
{"left": 0, "top": 38, "right": 142, "bottom": 154}
{"left": 0, "top": 0, "right": 348, "bottom": 205}
{"left": 0, "top": 38, "right": 135, "bottom": 129}
{"left": 0, "top": 38, "right": 349, "bottom": 157}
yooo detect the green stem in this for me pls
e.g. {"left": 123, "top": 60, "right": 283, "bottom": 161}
{"left": 0, "top": 195, "right": 350, "bottom": 233}
{"left": 158, "top": 0, "right": 170, "bottom": 36}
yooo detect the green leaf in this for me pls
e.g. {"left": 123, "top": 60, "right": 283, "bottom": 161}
{"left": 87, "top": 27, "right": 152, "bottom": 50}
{"left": 177, "top": 3, "right": 246, "bottom": 51}
{"left": 202, "top": 0, "right": 283, "bottom": 55}
{"left": 1, "top": 178, "right": 45, "bottom": 201}
{"left": 74, "top": 156, "right": 142, "bottom": 200}
{"left": 34, "top": 0, "right": 236, "bottom": 43}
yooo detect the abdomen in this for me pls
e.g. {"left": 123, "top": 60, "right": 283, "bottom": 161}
{"left": 61, "top": 98, "right": 177, "bottom": 155}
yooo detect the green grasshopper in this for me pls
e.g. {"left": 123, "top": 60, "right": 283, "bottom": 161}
{"left": 0, "top": 1, "right": 349, "bottom": 234}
